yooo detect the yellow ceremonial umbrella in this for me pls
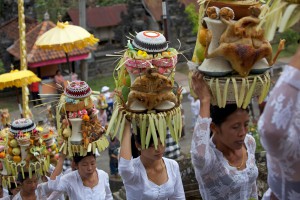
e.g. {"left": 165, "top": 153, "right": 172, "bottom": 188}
{"left": 0, "top": 69, "right": 41, "bottom": 117}
{"left": 0, "top": 69, "right": 41, "bottom": 90}
{"left": 35, "top": 21, "right": 99, "bottom": 80}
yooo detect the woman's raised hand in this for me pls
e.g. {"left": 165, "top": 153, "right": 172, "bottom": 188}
{"left": 191, "top": 71, "right": 211, "bottom": 104}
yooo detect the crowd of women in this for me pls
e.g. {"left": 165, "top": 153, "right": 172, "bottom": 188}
{"left": 0, "top": 47, "right": 299, "bottom": 200}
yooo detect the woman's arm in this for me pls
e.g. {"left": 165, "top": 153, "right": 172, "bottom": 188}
{"left": 50, "top": 154, "right": 66, "bottom": 180}
{"left": 47, "top": 154, "right": 69, "bottom": 192}
{"left": 119, "top": 120, "right": 132, "bottom": 160}
{"left": 190, "top": 71, "right": 215, "bottom": 169}
{"left": 118, "top": 120, "right": 136, "bottom": 182}
{"left": 250, "top": 182, "right": 258, "bottom": 200}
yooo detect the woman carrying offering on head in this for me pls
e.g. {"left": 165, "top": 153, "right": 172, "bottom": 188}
{"left": 12, "top": 172, "right": 44, "bottom": 200}
{"left": 118, "top": 120, "right": 185, "bottom": 200}
{"left": 48, "top": 152, "right": 113, "bottom": 200}
{"left": 190, "top": 71, "right": 258, "bottom": 200}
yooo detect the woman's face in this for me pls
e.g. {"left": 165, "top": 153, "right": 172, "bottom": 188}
{"left": 214, "top": 109, "right": 249, "bottom": 150}
{"left": 77, "top": 155, "right": 97, "bottom": 177}
{"left": 21, "top": 174, "right": 38, "bottom": 193}
{"left": 140, "top": 140, "right": 166, "bottom": 161}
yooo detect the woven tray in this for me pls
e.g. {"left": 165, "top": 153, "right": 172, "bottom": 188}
{"left": 204, "top": 72, "right": 271, "bottom": 108}
{"left": 64, "top": 97, "right": 94, "bottom": 112}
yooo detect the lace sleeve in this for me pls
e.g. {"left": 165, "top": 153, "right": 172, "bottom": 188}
{"left": 250, "top": 182, "right": 258, "bottom": 200}
{"left": 191, "top": 116, "right": 215, "bottom": 170}
{"left": 258, "top": 65, "right": 300, "bottom": 158}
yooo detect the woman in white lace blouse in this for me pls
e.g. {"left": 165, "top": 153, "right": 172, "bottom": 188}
{"left": 118, "top": 120, "right": 185, "bottom": 200}
{"left": 48, "top": 152, "right": 113, "bottom": 200}
{"left": 258, "top": 46, "right": 300, "bottom": 200}
{"left": 190, "top": 71, "right": 258, "bottom": 200}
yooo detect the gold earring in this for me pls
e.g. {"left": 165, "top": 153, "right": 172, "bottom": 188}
{"left": 138, "top": 148, "right": 141, "bottom": 151}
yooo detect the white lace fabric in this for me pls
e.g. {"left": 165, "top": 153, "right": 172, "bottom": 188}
{"left": 258, "top": 65, "right": 300, "bottom": 200}
{"left": 191, "top": 117, "right": 258, "bottom": 200}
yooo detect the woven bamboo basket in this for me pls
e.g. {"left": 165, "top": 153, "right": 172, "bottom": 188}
{"left": 204, "top": 72, "right": 271, "bottom": 108}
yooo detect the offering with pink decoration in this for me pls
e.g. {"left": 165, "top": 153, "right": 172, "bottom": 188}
{"left": 57, "top": 81, "right": 108, "bottom": 156}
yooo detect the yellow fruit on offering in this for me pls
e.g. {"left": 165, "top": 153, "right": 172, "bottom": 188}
{"left": 12, "top": 147, "right": 21, "bottom": 156}
{"left": 51, "top": 143, "right": 57, "bottom": 151}
{"left": 199, "top": 28, "right": 208, "bottom": 47}
{"left": 9, "top": 139, "right": 18, "bottom": 148}
{"left": 13, "top": 155, "right": 21, "bottom": 163}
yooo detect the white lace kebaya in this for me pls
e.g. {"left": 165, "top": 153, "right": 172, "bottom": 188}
{"left": 258, "top": 65, "right": 300, "bottom": 200}
{"left": 191, "top": 117, "right": 258, "bottom": 200}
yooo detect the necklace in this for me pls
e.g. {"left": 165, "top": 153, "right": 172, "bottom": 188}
{"left": 227, "top": 148, "right": 245, "bottom": 169}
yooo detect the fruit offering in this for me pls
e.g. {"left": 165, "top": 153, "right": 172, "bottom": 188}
{"left": 56, "top": 81, "right": 109, "bottom": 156}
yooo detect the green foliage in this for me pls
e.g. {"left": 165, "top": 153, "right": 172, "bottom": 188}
{"left": 87, "top": 75, "right": 115, "bottom": 92}
{"left": 277, "top": 29, "right": 300, "bottom": 47}
{"left": 249, "top": 124, "right": 264, "bottom": 153}
{"left": 34, "top": 0, "right": 77, "bottom": 22}
{"left": 0, "top": 60, "right": 5, "bottom": 74}
{"left": 184, "top": 4, "right": 199, "bottom": 35}
{"left": 271, "top": 28, "right": 300, "bottom": 58}
{"left": 97, "top": 0, "right": 127, "bottom": 6}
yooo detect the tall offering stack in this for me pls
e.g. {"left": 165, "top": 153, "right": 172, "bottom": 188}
{"left": 189, "top": 0, "right": 285, "bottom": 108}
{"left": 56, "top": 81, "right": 109, "bottom": 156}
{"left": 0, "top": 119, "right": 49, "bottom": 188}
{"left": 107, "top": 30, "right": 183, "bottom": 149}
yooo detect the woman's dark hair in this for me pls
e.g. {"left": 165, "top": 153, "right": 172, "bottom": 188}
{"left": 17, "top": 172, "right": 34, "bottom": 183}
{"left": 55, "top": 69, "right": 61, "bottom": 75}
{"left": 210, "top": 104, "right": 249, "bottom": 126}
{"left": 73, "top": 152, "right": 96, "bottom": 164}
{"left": 8, "top": 182, "right": 19, "bottom": 195}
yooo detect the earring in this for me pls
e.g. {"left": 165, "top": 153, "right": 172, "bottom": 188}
{"left": 138, "top": 148, "right": 141, "bottom": 151}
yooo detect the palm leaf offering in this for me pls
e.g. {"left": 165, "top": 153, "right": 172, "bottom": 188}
{"left": 259, "top": 0, "right": 300, "bottom": 41}
{"left": 188, "top": 0, "right": 286, "bottom": 108}
{"left": 107, "top": 31, "right": 184, "bottom": 149}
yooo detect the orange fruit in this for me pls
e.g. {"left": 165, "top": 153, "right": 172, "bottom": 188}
{"left": 8, "top": 147, "right": 13, "bottom": 155}
{"left": 13, "top": 155, "right": 21, "bottom": 163}
{"left": 0, "top": 152, "right": 5, "bottom": 159}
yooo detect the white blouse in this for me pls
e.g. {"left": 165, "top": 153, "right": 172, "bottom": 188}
{"left": 119, "top": 157, "right": 185, "bottom": 200}
{"left": 48, "top": 169, "right": 113, "bottom": 200}
{"left": 191, "top": 117, "right": 258, "bottom": 200}
{"left": 258, "top": 65, "right": 300, "bottom": 200}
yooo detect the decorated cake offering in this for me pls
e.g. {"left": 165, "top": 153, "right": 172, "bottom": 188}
{"left": 107, "top": 30, "right": 183, "bottom": 149}
{"left": 37, "top": 125, "right": 59, "bottom": 165}
{"left": 189, "top": 1, "right": 285, "bottom": 108}
{"left": 57, "top": 81, "right": 108, "bottom": 156}
{"left": 0, "top": 118, "right": 50, "bottom": 187}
